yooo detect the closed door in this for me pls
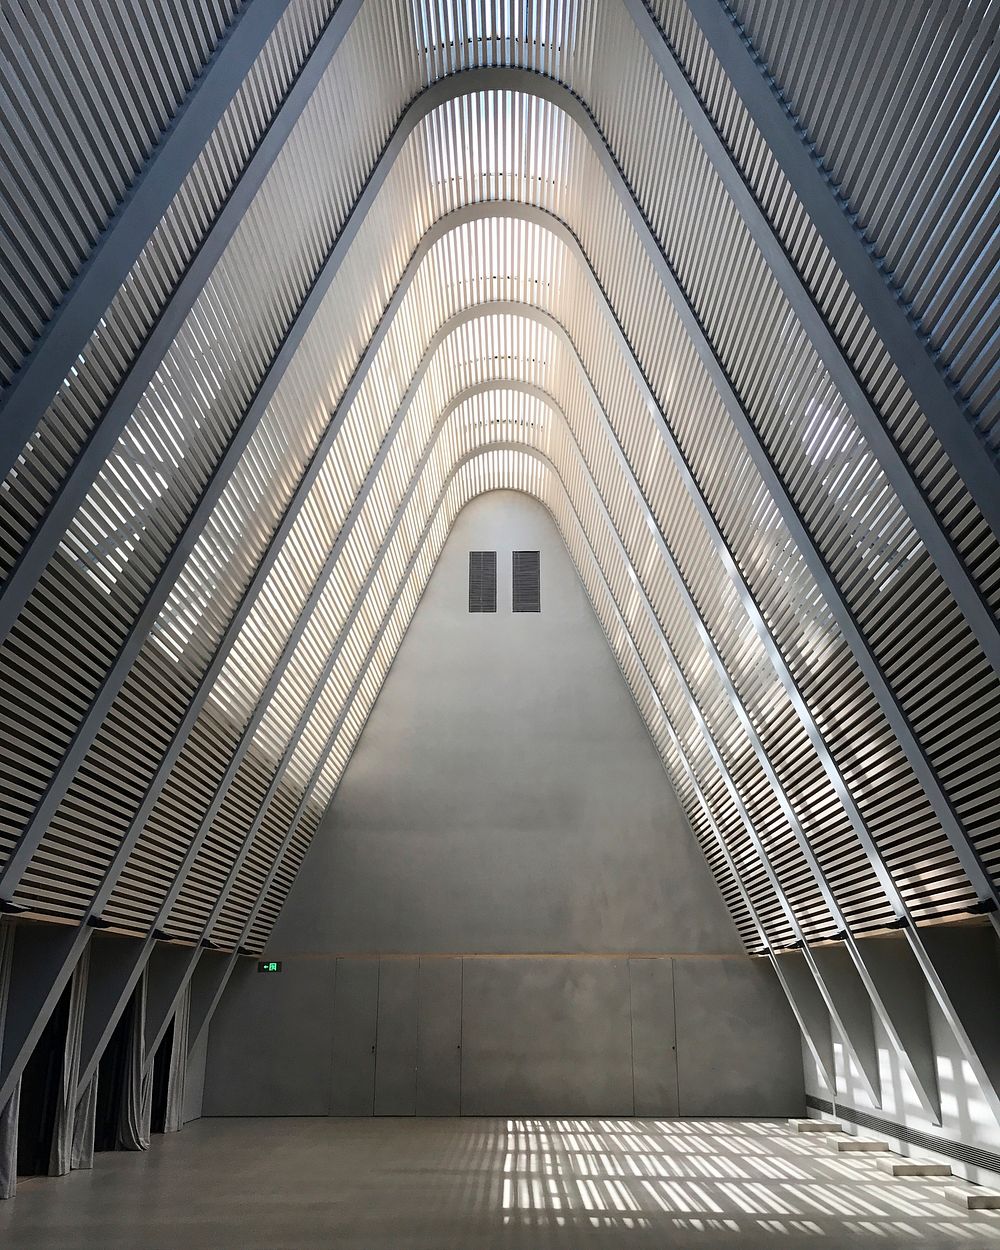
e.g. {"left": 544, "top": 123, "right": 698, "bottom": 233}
{"left": 374, "top": 959, "right": 418, "bottom": 1115}
{"left": 329, "top": 959, "right": 377, "bottom": 1115}
{"left": 415, "top": 958, "right": 462, "bottom": 1115}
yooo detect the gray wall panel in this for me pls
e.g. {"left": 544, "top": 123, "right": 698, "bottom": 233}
{"left": 374, "top": 958, "right": 418, "bottom": 1116}
{"left": 460, "top": 958, "right": 633, "bottom": 1115}
{"left": 205, "top": 953, "right": 804, "bottom": 1117}
{"left": 674, "top": 957, "right": 804, "bottom": 1117}
{"left": 629, "top": 958, "right": 678, "bottom": 1115}
{"left": 203, "top": 957, "right": 335, "bottom": 1115}
{"left": 330, "top": 959, "right": 377, "bottom": 1116}
{"left": 415, "top": 958, "right": 462, "bottom": 1116}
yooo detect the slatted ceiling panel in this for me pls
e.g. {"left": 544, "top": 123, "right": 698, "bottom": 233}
{"left": 660, "top": 774, "right": 758, "bottom": 950}
{"left": 577, "top": 13, "right": 1000, "bottom": 892}
{"left": 246, "top": 792, "right": 327, "bottom": 943}
{"left": 592, "top": 566, "right": 737, "bottom": 934}
{"left": 0, "top": 0, "right": 240, "bottom": 390}
{"left": 655, "top": 661, "right": 797, "bottom": 948}
{"left": 630, "top": 570, "right": 832, "bottom": 947}
{"left": 555, "top": 410, "right": 849, "bottom": 938}
{"left": 0, "top": 0, "right": 349, "bottom": 585}
{"left": 650, "top": 1, "right": 1000, "bottom": 614}
{"left": 198, "top": 280, "right": 562, "bottom": 730}
{"left": 645, "top": 473, "right": 894, "bottom": 931}
{"left": 0, "top": 560, "right": 119, "bottom": 855}
{"left": 209, "top": 457, "right": 357, "bottom": 724}
{"left": 649, "top": 255, "right": 982, "bottom": 923}
{"left": 562, "top": 508, "right": 770, "bottom": 951}
{"left": 225, "top": 741, "right": 352, "bottom": 948}
{"left": 729, "top": 0, "right": 1000, "bottom": 431}
{"left": 157, "top": 434, "right": 472, "bottom": 941}
{"left": 6, "top": 139, "right": 578, "bottom": 890}
{"left": 598, "top": 600, "right": 761, "bottom": 949}
{"left": 11, "top": 639, "right": 193, "bottom": 916}
{"left": 557, "top": 485, "right": 795, "bottom": 945}
{"left": 164, "top": 747, "right": 275, "bottom": 943}
{"left": 6, "top": 6, "right": 430, "bottom": 610}
{"left": 198, "top": 268, "right": 562, "bottom": 730}
{"left": 211, "top": 782, "right": 303, "bottom": 949}
{"left": 0, "top": 284, "right": 269, "bottom": 856}
{"left": 101, "top": 706, "right": 240, "bottom": 933}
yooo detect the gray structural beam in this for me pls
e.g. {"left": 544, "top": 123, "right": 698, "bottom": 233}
{"left": 682, "top": 0, "right": 1000, "bottom": 547}
{"left": 0, "top": 921, "right": 80, "bottom": 1110}
{"left": 0, "top": 0, "right": 296, "bottom": 486}
{"left": 853, "top": 934, "right": 940, "bottom": 1118}
{"left": 624, "top": 0, "right": 1000, "bottom": 678}
{"left": 0, "top": 0, "right": 363, "bottom": 642}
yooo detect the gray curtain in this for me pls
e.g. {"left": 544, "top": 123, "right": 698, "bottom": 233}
{"left": 48, "top": 944, "right": 89, "bottom": 1176}
{"left": 117, "top": 969, "right": 151, "bottom": 1152}
{"left": 0, "top": 1083, "right": 20, "bottom": 1201}
{"left": 164, "top": 982, "right": 190, "bottom": 1134}
{"left": 71, "top": 1073, "right": 97, "bottom": 1171}
{"left": 0, "top": 919, "right": 18, "bottom": 1199}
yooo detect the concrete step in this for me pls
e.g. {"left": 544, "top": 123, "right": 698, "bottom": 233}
{"left": 946, "top": 1186, "right": 1000, "bottom": 1210}
{"left": 789, "top": 1118, "right": 837, "bottom": 1134}
{"left": 876, "top": 1158, "right": 951, "bottom": 1177}
{"left": 831, "top": 1137, "right": 890, "bottom": 1153}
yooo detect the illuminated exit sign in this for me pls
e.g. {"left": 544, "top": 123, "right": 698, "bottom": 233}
{"left": 257, "top": 960, "right": 282, "bottom": 973}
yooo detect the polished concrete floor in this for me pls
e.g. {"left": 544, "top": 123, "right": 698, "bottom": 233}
{"left": 2, "top": 1117, "right": 1000, "bottom": 1249}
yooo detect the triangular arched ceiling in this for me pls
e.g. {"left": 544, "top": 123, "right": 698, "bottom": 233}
{"left": 0, "top": 0, "right": 998, "bottom": 1115}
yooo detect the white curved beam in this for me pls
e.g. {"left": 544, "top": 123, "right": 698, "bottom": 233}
{"left": 3, "top": 70, "right": 993, "bottom": 939}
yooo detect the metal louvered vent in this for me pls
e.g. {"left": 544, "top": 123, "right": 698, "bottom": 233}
{"left": 512, "top": 550, "right": 540, "bottom": 613}
{"left": 468, "top": 550, "right": 497, "bottom": 612}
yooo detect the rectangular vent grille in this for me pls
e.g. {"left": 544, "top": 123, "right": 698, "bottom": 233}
{"left": 468, "top": 551, "right": 496, "bottom": 613}
{"left": 805, "top": 1096, "right": 1000, "bottom": 1174}
{"left": 512, "top": 550, "right": 540, "bottom": 613}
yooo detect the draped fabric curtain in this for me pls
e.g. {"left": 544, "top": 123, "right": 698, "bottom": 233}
{"left": 71, "top": 1074, "right": 97, "bottom": 1171}
{"left": 117, "top": 969, "right": 151, "bottom": 1152}
{"left": 48, "top": 944, "right": 89, "bottom": 1176}
{"left": 0, "top": 920, "right": 19, "bottom": 1199}
{"left": 0, "top": 1085, "right": 18, "bottom": 1201}
{"left": 164, "top": 983, "right": 190, "bottom": 1134}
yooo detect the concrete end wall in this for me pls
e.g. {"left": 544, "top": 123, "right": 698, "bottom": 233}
{"left": 204, "top": 493, "right": 804, "bottom": 1118}
{"left": 270, "top": 493, "right": 743, "bottom": 959}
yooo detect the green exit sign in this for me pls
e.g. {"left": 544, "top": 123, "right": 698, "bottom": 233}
{"left": 257, "top": 960, "right": 282, "bottom": 973}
